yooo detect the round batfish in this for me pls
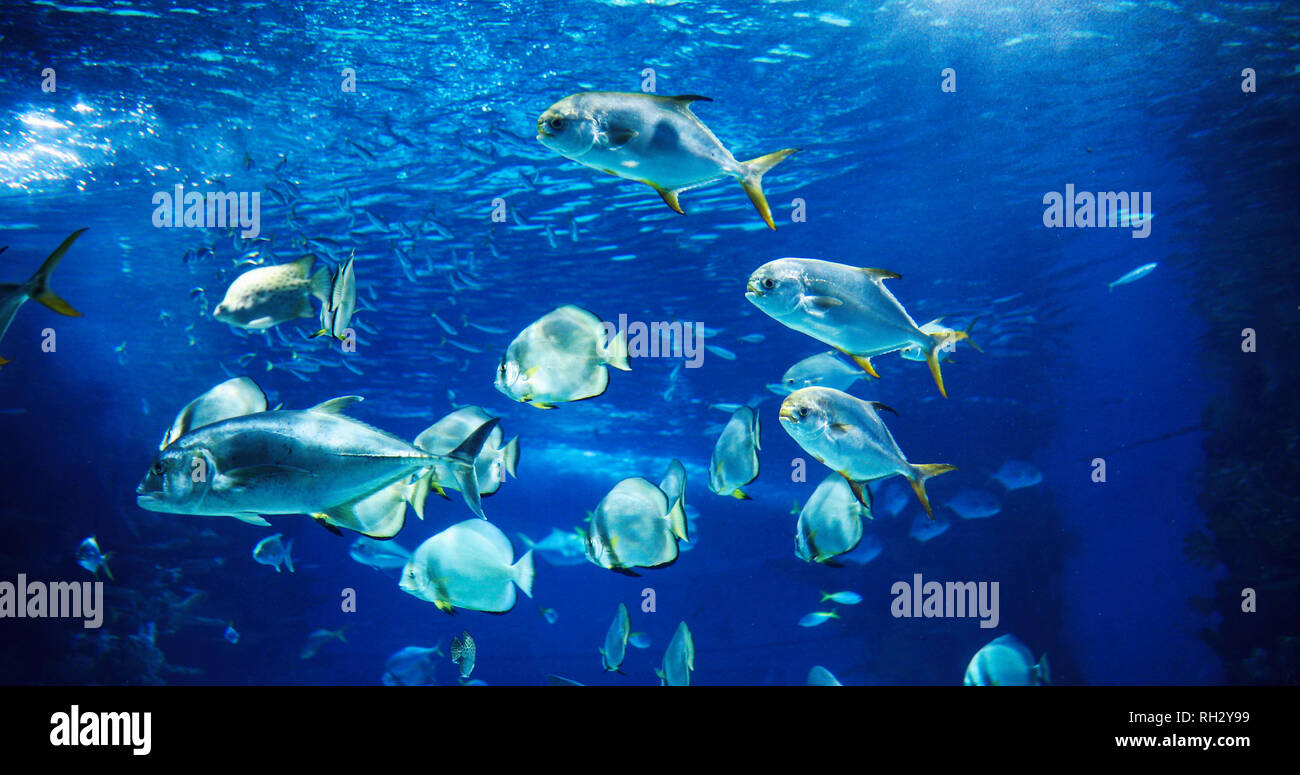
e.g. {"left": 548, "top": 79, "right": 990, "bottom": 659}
{"left": 536, "top": 91, "right": 799, "bottom": 230}
{"left": 807, "top": 665, "right": 843, "bottom": 686}
{"left": 656, "top": 621, "right": 695, "bottom": 686}
{"left": 964, "top": 634, "right": 1050, "bottom": 686}
{"left": 399, "top": 519, "right": 535, "bottom": 614}
{"left": 586, "top": 477, "right": 689, "bottom": 573}
{"left": 708, "top": 406, "right": 760, "bottom": 499}
{"left": 495, "top": 305, "right": 630, "bottom": 408}
{"left": 778, "top": 387, "right": 955, "bottom": 520}
{"left": 944, "top": 488, "right": 1002, "bottom": 519}
{"left": 796, "top": 472, "right": 869, "bottom": 564}
{"left": 745, "top": 258, "right": 953, "bottom": 397}
{"left": 991, "top": 460, "right": 1043, "bottom": 491}
{"left": 213, "top": 255, "right": 330, "bottom": 330}
{"left": 414, "top": 405, "right": 520, "bottom": 495}
{"left": 600, "top": 603, "right": 631, "bottom": 673}
{"left": 382, "top": 646, "right": 440, "bottom": 686}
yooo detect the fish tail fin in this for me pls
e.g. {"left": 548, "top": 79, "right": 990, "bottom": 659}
{"left": 101, "top": 553, "right": 114, "bottom": 582}
{"left": 739, "top": 149, "right": 799, "bottom": 230}
{"left": 1034, "top": 653, "right": 1051, "bottom": 685}
{"left": 420, "top": 417, "right": 500, "bottom": 518}
{"left": 408, "top": 473, "right": 430, "bottom": 519}
{"left": 284, "top": 539, "right": 295, "bottom": 573}
{"left": 512, "top": 549, "right": 536, "bottom": 598}
{"left": 500, "top": 436, "right": 520, "bottom": 478}
{"left": 667, "top": 497, "right": 689, "bottom": 542}
{"left": 310, "top": 267, "right": 331, "bottom": 304}
{"left": 924, "top": 333, "right": 950, "bottom": 398}
{"left": 601, "top": 323, "right": 631, "bottom": 372}
{"left": 962, "top": 317, "right": 984, "bottom": 353}
{"left": 28, "top": 228, "right": 87, "bottom": 317}
{"left": 907, "top": 464, "right": 958, "bottom": 520}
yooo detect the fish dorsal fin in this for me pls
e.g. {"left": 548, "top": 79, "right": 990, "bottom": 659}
{"left": 289, "top": 254, "right": 316, "bottom": 275}
{"left": 871, "top": 402, "right": 899, "bottom": 416}
{"left": 309, "top": 396, "right": 364, "bottom": 415}
{"left": 652, "top": 185, "right": 685, "bottom": 215}
{"left": 668, "top": 94, "right": 713, "bottom": 107}
{"left": 861, "top": 267, "right": 901, "bottom": 281}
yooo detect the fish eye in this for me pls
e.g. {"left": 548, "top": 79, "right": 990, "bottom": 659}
{"left": 762, "top": 278, "right": 776, "bottom": 290}
{"left": 798, "top": 406, "right": 810, "bottom": 418}
{"left": 548, "top": 116, "right": 565, "bottom": 131}
{"left": 151, "top": 460, "right": 165, "bottom": 475}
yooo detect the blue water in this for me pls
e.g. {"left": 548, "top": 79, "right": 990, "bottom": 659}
{"left": 2, "top": 0, "right": 1294, "bottom": 685}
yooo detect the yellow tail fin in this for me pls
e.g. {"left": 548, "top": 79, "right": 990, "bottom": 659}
{"left": 29, "top": 229, "right": 87, "bottom": 317}
{"left": 739, "top": 148, "right": 800, "bottom": 230}
{"left": 908, "top": 463, "right": 958, "bottom": 520}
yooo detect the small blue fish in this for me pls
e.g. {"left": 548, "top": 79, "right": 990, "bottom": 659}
{"left": 798, "top": 610, "right": 840, "bottom": 628}
{"left": 820, "top": 591, "right": 862, "bottom": 605}
{"left": 224, "top": 623, "right": 240, "bottom": 644}
{"left": 540, "top": 606, "right": 558, "bottom": 624}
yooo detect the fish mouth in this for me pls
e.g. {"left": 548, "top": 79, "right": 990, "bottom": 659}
{"left": 745, "top": 281, "right": 761, "bottom": 296}
{"left": 778, "top": 408, "right": 797, "bottom": 422}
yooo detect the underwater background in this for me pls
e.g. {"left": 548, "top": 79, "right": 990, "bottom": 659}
{"left": 0, "top": 0, "right": 1296, "bottom": 686}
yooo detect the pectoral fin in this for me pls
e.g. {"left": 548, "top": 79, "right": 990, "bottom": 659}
{"left": 231, "top": 513, "right": 272, "bottom": 527}
{"left": 651, "top": 185, "right": 685, "bottom": 215}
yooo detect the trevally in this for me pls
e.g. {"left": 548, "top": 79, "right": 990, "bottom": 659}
{"left": 537, "top": 91, "right": 799, "bottom": 230}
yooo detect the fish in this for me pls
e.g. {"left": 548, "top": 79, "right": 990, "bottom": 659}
{"left": 223, "top": 623, "right": 240, "bottom": 644}
{"left": 798, "top": 610, "right": 840, "bottom": 628}
{"left": 746, "top": 258, "right": 953, "bottom": 397}
{"left": 252, "top": 532, "right": 295, "bottom": 572}
{"left": 1108, "top": 262, "right": 1157, "bottom": 292}
{"left": 628, "top": 632, "right": 651, "bottom": 649}
{"left": 807, "top": 666, "right": 843, "bottom": 686}
{"left": 213, "top": 255, "right": 330, "bottom": 330}
{"left": 659, "top": 458, "right": 687, "bottom": 518}
{"left": 820, "top": 591, "right": 863, "bottom": 605}
{"left": 349, "top": 535, "right": 412, "bottom": 571}
{"left": 796, "top": 473, "right": 868, "bottom": 564}
{"left": 705, "top": 344, "right": 736, "bottom": 360}
{"left": 944, "top": 488, "right": 1002, "bottom": 519}
{"left": 495, "top": 305, "right": 630, "bottom": 408}
{"left": 137, "top": 379, "right": 500, "bottom": 537}
{"left": 600, "top": 603, "right": 631, "bottom": 673}
{"left": 300, "top": 626, "right": 348, "bottom": 659}
{"left": 540, "top": 606, "right": 558, "bottom": 624}
{"left": 0, "top": 229, "right": 85, "bottom": 365}
{"left": 382, "top": 645, "right": 442, "bottom": 686}
{"left": 399, "top": 519, "right": 535, "bottom": 613}
{"left": 771, "top": 351, "right": 871, "bottom": 395}
{"left": 75, "top": 536, "right": 113, "bottom": 580}
{"left": 778, "top": 387, "right": 956, "bottom": 519}
{"left": 311, "top": 255, "right": 356, "bottom": 341}
{"left": 875, "top": 480, "right": 911, "bottom": 518}
{"left": 709, "top": 406, "right": 760, "bottom": 499}
{"left": 537, "top": 91, "right": 799, "bottom": 230}
{"left": 413, "top": 406, "right": 520, "bottom": 496}
{"left": 909, "top": 510, "right": 950, "bottom": 542}
{"left": 737, "top": 333, "right": 766, "bottom": 343}
{"left": 656, "top": 621, "right": 695, "bottom": 686}
{"left": 517, "top": 528, "right": 589, "bottom": 567}
{"left": 990, "top": 460, "right": 1043, "bottom": 491}
{"left": 546, "top": 674, "right": 585, "bottom": 686}
{"left": 963, "top": 634, "right": 1050, "bottom": 686}
{"left": 899, "top": 317, "right": 982, "bottom": 364}
{"left": 840, "top": 533, "right": 883, "bottom": 565}
{"left": 450, "top": 631, "right": 476, "bottom": 678}
{"left": 585, "top": 473, "right": 690, "bottom": 573}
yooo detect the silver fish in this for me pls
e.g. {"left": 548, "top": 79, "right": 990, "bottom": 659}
{"left": 537, "top": 92, "right": 798, "bottom": 230}
{"left": 709, "top": 406, "right": 760, "bottom": 499}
